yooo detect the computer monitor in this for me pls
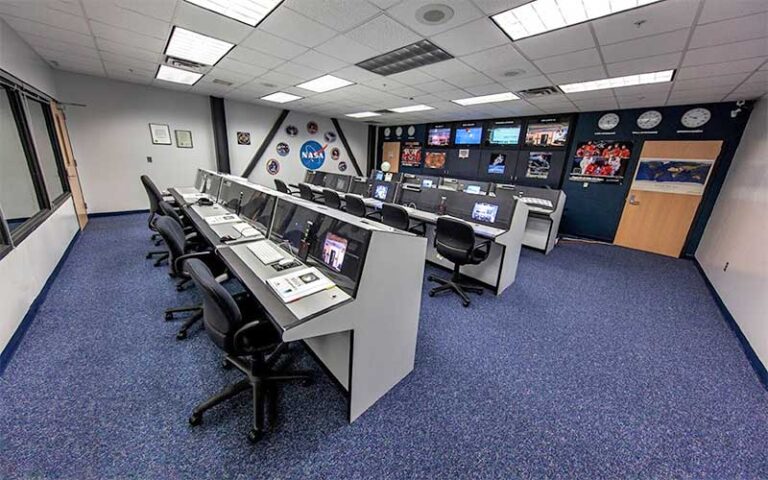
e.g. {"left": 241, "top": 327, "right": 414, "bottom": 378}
{"left": 195, "top": 170, "right": 206, "bottom": 190}
{"left": 487, "top": 126, "right": 521, "bottom": 145}
{"left": 321, "top": 232, "right": 348, "bottom": 272}
{"left": 438, "top": 178, "right": 459, "bottom": 191}
{"left": 375, "top": 171, "right": 384, "bottom": 181}
{"left": 465, "top": 185, "right": 482, "bottom": 195}
{"left": 373, "top": 184, "right": 389, "bottom": 201}
{"left": 427, "top": 127, "right": 451, "bottom": 146}
{"left": 334, "top": 176, "right": 350, "bottom": 192}
{"left": 204, "top": 175, "right": 223, "bottom": 198}
{"left": 240, "top": 192, "right": 276, "bottom": 233}
{"left": 270, "top": 201, "right": 322, "bottom": 254}
{"left": 454, "top": 127, "right": 483, "bottom": 145}
{"left": 421, "top": 179, "right": 435, "bottom": 188}
{"left": 471, "top": 202, "right": 499, "bottom": 224}
{"left": 350, "top": 177, "right": 370, "bottom": 196}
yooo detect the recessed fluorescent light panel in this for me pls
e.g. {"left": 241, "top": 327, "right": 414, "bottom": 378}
{"left": 452, "top": 92, "right": 520, "bottom": 106}
{"left": 260, "top": 92, "right": 303, "bottom": 103}
{"left": 345, "top": 112, "right": 381, "bottom": 118}
{"left": 297, "top": 75, "right": 353, "bottom": 93}
{"left": 357, "top": 40, "right": 453, "bottom": 76}
{"left": 165, "top": 27, "right": 234, "bottom": 66}
{"left": 559, "top": 69, "right": 675, "bottom": 93}
{"left": 388, "top": 105, "right": 434, "bottom": 113}
{"left": 156, "top": 65, "right": 203, "bottom": 85}
{"left": 184, "top": 0, "right": 283, "bottom": 26}
{"left": 493, "top": 0, "right": 664, "bottom": 40}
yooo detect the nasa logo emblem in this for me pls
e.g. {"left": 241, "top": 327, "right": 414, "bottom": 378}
{"left": 299, "top": 140, "right": 326, "bottom": 170}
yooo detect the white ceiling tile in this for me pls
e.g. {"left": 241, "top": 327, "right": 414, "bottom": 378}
{"left": 283, "top": 0, "right": 381, "bottom": 32}
{"left": 346, "top": 14, "right": 420, "bottom": 52}
{"left": 416, "top": 58, "right": 475, "bottom": 78}
{"left": 227, "top": 46, "right": 284, "bottom": 70}
{"left": 330, "top": 65, "right": 380, "bottom": 83}
{"left": 689, "top": 13, "right": 768, "bottom": 49}
{"left": 601, "top": 29, "right": 689, "bottom": 64}
{"left": 386, "top": 0, "right": 483, "bottom": 36}
{"left": 433, "top": 88, "right": 471, "bottom": 100}
{"left": 606, "top": 53, "right": 683, "bottom": 77}
{"left": 315, "top": 35, "right": 379, "bottom": 64}
{"left": 592, "top": 0, "right": 699, "bottom": 45}
{"left": 387, "top": 69, "right": 436, "bottom": 85}
{"left": 23, "top": 37, "right": 100, "bottom": 60}
{"left": 683, "top": 38, "right": 768, "bottom": 66}
{"left": 0, "top": 2, "right": 90, "bottom": 34}
{"left": 215, "top": 58, "right": 269, "bottom": 78}
{"left": 499, "top": 75, "right": 551, "bottom": 92}
{"left": 547, "top": 66, "right": 608, "bottom": 85}
{"left": 612, "top": 83, "right": 673, "bottom": 99}
{"left": 239, "top": 30, "right": 308, "bottom": 60}
{"left": 15, "top": 29, "right": 95, "bottom": 50}
{"left": 534, "top": 48, "right": 602, "bottom": 74}
{"left": 460, "top": 45, "right": 539, "bottom": 81}
{"left": 388, "top": 85, "right": 426, "bottom": 98}
{"left": 463, "top": 82, "right": 508, "bottom": 96}
{"left": 674, "top": 73, "right": 751, "bottom": 91}
{"left": 104, "top": 62, "right": 154, "bottom": 79}
{"left": 724, "top": 90, "right": 766, "bottom": 102}
{"left": 698, "top": 0, "right": 768, "bottom": 24}
{"left": 95, "top": 38, "right": 163, "bottom": 61}
{"left": 99, "top": 52, "right": 158, "bottom": 71}
{"left": 90, "top": 22, "right": 166, "bottom": 51}
{"left": 114, "top": 0, "right": 176, "bottom": 22}
{"left": 273, "top": 61, "right": 324, "bottom": 81}
{"left": 666, "top": 91, "right": 727, "bottom": 105}
{"left": 207, "top": 65, "right": 258, "bottom": 86}
{"left": 430, "top": 18, "right": 508, "bottom": 56}
{"left": 81, "top": 1, "right": 169, "bottom": 40}
{"left": 445, "top": 71, "right": 495, "bottom": 89}
{"left": 55, "top": 62, "right": 106, "bottom": 76}
{"left": 259, "top": 7, "right": 338, "bottom": 48}
{"left": 515, "top": 24, "right": 596, "bottom": 60}
{"left": 35, "top": 46, "right": 101, "bottom": 66}
{"left": 677, "top": 57, "right": 767, "bottom": 79}
{"left": 572, "top": 99, "right": 620, "bottom": 112}
{"left": 2, "top": 15, "right": 92, "bottom": 45}
{"left": 618, "top": 93, "right": 671, "bottom": 108}
{"left": 291, "top": 49, "right": 348, "bottom": 72}
{"left": 417, "top": 79, "right": 461, "bottom": 93}
{"left": 171, "top": 3, "right": 251, "bottom": 44}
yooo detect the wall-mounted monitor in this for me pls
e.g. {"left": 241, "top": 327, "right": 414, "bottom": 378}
{"left": 427, "top": 127, "right": 452, "bottom": 146}
{"left": 487, "top": 152, "right": 507, "bottom": 175}
{"left": 525, "top": 119, "right": 569, "bottom": 147}
{"left": 454, "top": 126, "right": 483, "bottom": 145}
{"left": 488, "top": 126, "right": 521, "bottom": 145}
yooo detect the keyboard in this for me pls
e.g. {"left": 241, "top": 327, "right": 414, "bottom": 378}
{"left": 520, "top": 197, "right": 554, "bottom": 209}
{"left": 247, "top": 241, "right": 285, "bottom": 265}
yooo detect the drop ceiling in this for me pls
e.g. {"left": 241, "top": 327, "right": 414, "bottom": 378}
{"left": 0, "top": 0, "right": 765, "bottom": 124}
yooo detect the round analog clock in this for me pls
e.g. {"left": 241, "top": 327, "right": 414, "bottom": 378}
{"left": 384, "top": 127, "right": 391, "bottom": 137}
{"left": 598, "top": 112, "right": 620, "bottom": 130}
{"left": 395, "top": 126, "right": 403, "bottom": 136}
{"left": 407, "top": 125, "right": 416, "bottom": 136}
{"left": 681, "top": 107, "right": 711, "bottom": 128}
{"left": 637, "top": 110, "right": 663, "bottom": 130}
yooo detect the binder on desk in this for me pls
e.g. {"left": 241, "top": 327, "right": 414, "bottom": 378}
{"left": 267, "top": 267, "right": 335, "bottom": 303}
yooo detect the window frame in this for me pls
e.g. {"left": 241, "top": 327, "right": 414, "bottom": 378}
{"left": 0, "top": 70, "right": 72, "bottom": 249}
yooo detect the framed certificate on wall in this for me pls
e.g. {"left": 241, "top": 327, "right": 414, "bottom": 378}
{"left": 149, "top": 123, "right": 171, "bottom": 145}
{"left": 175, "top": 130, "right": 193, "bottom": 148}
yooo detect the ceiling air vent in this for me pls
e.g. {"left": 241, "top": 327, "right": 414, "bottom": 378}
{"left": 516, "top": 86, "right": 563, "bottom": 98}
{"left": 357, "top": 40, "right": 453, "bottom": 76}
{"left": 164, "top": 55, "right": 209, "bottom": 74}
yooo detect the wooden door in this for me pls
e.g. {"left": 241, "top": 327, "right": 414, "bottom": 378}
{"left": 51, "top": 102, "right": 88, "bottom": 229}
{"left": 614, "top": 140, "right": 722, "bottom": 257}
{"left": 381, "top": 142, "right": 401, "bottom": 173}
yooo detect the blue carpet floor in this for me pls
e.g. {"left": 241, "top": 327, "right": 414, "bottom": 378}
{"left": 1, "top": 214, "right": 767, "bottom": 479}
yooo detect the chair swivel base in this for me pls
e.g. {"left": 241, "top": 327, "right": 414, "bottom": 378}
{"left": 164, "top": 306, "right": 202, "bottom": 340}
{"left": 428, "top": 273, "right": 483, "bottom": 307}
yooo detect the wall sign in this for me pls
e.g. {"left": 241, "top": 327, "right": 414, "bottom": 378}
{"left": 401, "top": 142, "right": 422, "bottom": 167}
{"left": 276, "top": 142, "right": 290, "bottom": 156}
{"left": 149, "top": 123, "right": 171, "bottom": 145}
{"left": 324, "top": 131, "right": 337, "bottom": 143}
{"left": 266, "top": 158, "right": 280, "bottom": 175}
{"left": 307, "top": 121, "right": 318, "bottom": 135}
{"left": 300, "top": 140, "right": 327, "bottom": 170}
{"left": 285, "top": 125, "right": 298, "bottom": 136}
{"left": 237, "top": 131, "right": 251, "bottom": 145}
{"left": 174, "top": 129, "right": 193, "bottom": 148}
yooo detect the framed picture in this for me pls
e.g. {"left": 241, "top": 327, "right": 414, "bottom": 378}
{"left": 174, "top": 130, "right": 193, "bottom": 148}
{"left": 149, "top": 123, "right": 171, "bottom": 145}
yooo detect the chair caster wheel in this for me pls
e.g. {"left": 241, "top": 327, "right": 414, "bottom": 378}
{"left": 189, "top": 413, "right": 202, "bottom": 426}
{"left": 221, "top": 359, "right": 232, "bottom": 370}
{"left": 145, "top": 253, "right": 152, "bottom": 259}
{"left": 428, "top": 291, "right": 435, "bottom": 297}
{"left": 248, "top": 429, "right": 263, "bottom": 444}
{"left": 176, "top": 331, "right": 187, "bottom": 340}
{"left": 176, "top": 285, "right": 184, "bottom": 292}
{"left": 462, "top": 301, "right": 470, "bottom": 308}
{"left": 164, "top": 312, "right": 173, "bottom": 321}
{"left": 427, "top": 275, "right": 434, "bottom": 281}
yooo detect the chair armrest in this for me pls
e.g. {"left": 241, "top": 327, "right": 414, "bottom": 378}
{"left": 365, "top": 211, "right": 382, "bottom": 220}
{"left": 233, "top": 320, "right": 278, "bottom": 354}
{"left": 174, "top": 250, "right": 213, "bottom": 273}
{"left": 472, "top": 240, "right": 492, "bottom": 257}
{"left": 408, "top": 221, "right": 427, "bottom": 236}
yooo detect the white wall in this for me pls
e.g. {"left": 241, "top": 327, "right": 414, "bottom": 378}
{"left": 696, "top": 97, "right": 768, "bottom": 369}
{"left": 54, "top": 72, "right": 218, "bottom": 213}
{"left": 225, "top": 100, "right": 369, "bottom": 187}
{"left": 0, "top": 17, "right": 56, "bottom": 96}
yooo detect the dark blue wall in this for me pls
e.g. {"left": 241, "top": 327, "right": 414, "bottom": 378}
{"left": 560, "top": 101, "right": 752, "bottom": 256}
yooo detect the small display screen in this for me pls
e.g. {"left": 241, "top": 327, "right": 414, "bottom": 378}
{"left": 489, "top": 126, "right": 521, "bottom": 145}
{"left": 321, "top": 233, "right": 348, "bottom": 272}
{"left": 427, "top": 127, "right": 452, "bottom": 146}
{"left": 454, "top": 127, "right": 483, "bottom": 145}
{"left": 465, "top": 185, "right": 482, "bottom": 195}
{"left": 421, "top": 179, "right": 434, "bottom": 188}
{"left": 375, "top": 171, "right": 384, "bottom": 181}
{"left": 472, "top": 202, "right": 499, "bottom": 224}
{"left": 374, "top": 185, "right": 389, "bottom": 200}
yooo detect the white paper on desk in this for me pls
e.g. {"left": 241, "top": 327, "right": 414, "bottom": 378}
{"left": 206, "top": 214, "right": 240, "bottom": 226}
{"left": 267, "top": 267, "right": 334, "bottom": 303}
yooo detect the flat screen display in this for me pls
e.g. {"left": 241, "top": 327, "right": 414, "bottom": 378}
{"left": 488, "top": 153, "right": 507, "bottom": 174}
{"left": 465, "top": 185, "right": 482, "bottom": 195}
{"left": 454, "top": 127, "right": 483, "bottom": 145}
{"left": 425, "top": 151, "right": 447, "bottom": 169}
{"left": 373, "top": 184, "right": 389, "bottom": 200}
{"left": 321, "top": 233, "right": 348, "bottom": 272}
{"left": 525, "top": 122, "right": 569, "bottom": 147}
{"left": 427, "top": 127, "right": 451, "bottom": 146}
{"left": 488, "top": 126, "right": 521, "bottom": 145}
{"left": 471, "top": 202, "right": 498, "bottom": 224}
{"left": 421, "top": 179, "right": 435, "bottom": 188}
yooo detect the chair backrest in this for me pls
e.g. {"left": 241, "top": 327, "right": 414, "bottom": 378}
{"left": 381, "top": 203, "right": 410, "bottom": 230}
{"left": 154, "top": 216, "right": 187, "bottom": 274}
{"left": 344, "top": 194, "right": 366, "bottom": 217}
{"left": 185, "top": 259, "right": 242, "bottom": 353}
{"left": 298, "top": 183, "right": 315, "bottom": 201}
{"left": 140, "top": 175, "right": 163, "bottom": 214}
{"left": 322, "top": 189, "right": 341, "bottom": 209}
{"left": 158, "top": 200, "right": 183, "bottom": 225}
{"left": 274, "top": 178, "right": 290, "bottom": 194}
{"left": 434, "top": 217, "right": 476, "bottom": 265}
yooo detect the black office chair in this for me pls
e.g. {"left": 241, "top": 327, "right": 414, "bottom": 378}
{"left": 380, "top": 203, "right": 426, "bottom": 235}
{"left": 154, "top": 215, "right": 226, "bottom": 339}
{"left": 322, "top": 189, "right": 342, "bottom": 210}
{"left": 184, "top": 259, "right": 313, "bottom": 443}
{"left": 140, "top": 175, "right": 173, "bottom": 263}
{"left": 428, "top": 217, "right": 490, "bottom": 307}
{"left": 344, "top": 194, "right": 367, "bottom": 217}
{"left": 274, "top": 178, "right": 299, "bottom": 196}
{"left": 158, "top": 200, "right": 195, "bottom": 235}
{"left": 298, "top": 183, "right": 322, "bottom": 202}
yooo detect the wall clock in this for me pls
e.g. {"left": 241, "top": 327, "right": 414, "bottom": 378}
{"left": 395, "top": 126, "right": 403, "bottom": 137}
{"left": 681, "top": 107, "right": 711, "bottom": 128}
{"left": 384, "top": 127, "right": 391, "bottom": 137}
{"left": 636, "top": 110, "right": 663, "bottom": 130}
{"left": 598, "top": 113, "right": 620, "bottom": 130}
{"left": 407, "top": 125, "right": 416, "bottom": 136}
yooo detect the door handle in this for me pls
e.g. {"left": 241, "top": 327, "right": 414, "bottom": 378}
{"left": 628, "top": 194, "right": 640, "bottom": 206}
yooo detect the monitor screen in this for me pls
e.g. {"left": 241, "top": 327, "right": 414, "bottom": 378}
{"left": 489, "top": 126, "right": 521, "bottom": 145}
{"left": 525, "top": 121, "right": 569, "bottom": 147}
{"left": 335, "top": 177, "right": 348, "bottom": 191}
{"left": 373, "top": 184, "right": 389, "bottom": 200}
{"left": 421, "top": 179, "right": 434, "bottom": 188}
{"left": 375, "top": 171, "right": 384, "bottom": 181}
{"left": 454, "top": 127, "right": 483, "bottom": 145}
{"left": 205, "top": 175, "right": 222, "bottom": 197}
{"left": 427, "top": 127, "right": 451, "bottom": 146}
{"left": 195, "top": 170, "right": 205, "bottom": 190}
{"left": 472, "top": 202, "right": 499, "bottom": 224}
{"left": 321, "top": 233, "right": 348, "bottom": 272}
{"left": 465, "top": 185, "right": 482, "bottom": 195}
